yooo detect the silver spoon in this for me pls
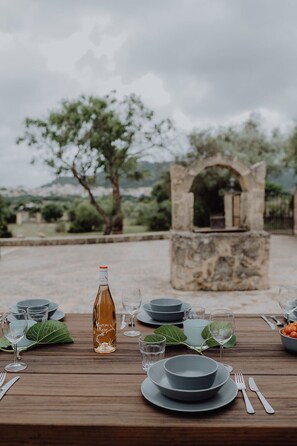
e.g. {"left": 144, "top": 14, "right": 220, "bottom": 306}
{"left": 270, "top": 315, "right": 284, "bottom": 327}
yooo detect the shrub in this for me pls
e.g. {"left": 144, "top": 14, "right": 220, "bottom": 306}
{"left": 68, "top": 201, "right": 103, "bottom": 233}
{"left": 146, "top": 200, "right": 171, "bottom": 231}
{"left": 0, "top": 219, "right": 12, "bottom": 238}
{"left": 41, "top": 203, "right": 64, "bottom": 222}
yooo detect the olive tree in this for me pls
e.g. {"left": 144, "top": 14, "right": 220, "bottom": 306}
{"left": 17, "top": 93, "right": 173, "bottom": 235}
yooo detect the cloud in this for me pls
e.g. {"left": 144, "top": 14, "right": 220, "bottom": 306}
{"left": 0, "top": 0, "right": 297, "bottom": 187}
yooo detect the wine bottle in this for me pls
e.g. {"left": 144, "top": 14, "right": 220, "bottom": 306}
{"left": 93, "top": 265, "right": 117, "bottom": 354}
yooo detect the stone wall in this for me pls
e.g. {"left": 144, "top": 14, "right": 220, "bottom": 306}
{"left": 0, "top": 231, "right": 170, "bottom": 246}
{"left": 171, "top": 230, "right": 270, "bottom": 291}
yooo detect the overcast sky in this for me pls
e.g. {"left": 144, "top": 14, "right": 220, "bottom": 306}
{"left": 1, "top": 0, "right": 297, "bottom": 188}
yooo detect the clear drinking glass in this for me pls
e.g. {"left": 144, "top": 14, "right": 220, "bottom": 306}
{"left": 278, "top": 286, "right": 297, "bottom": 323}
{"left": 139, "top": 334, "right": 166, "bottom": 371}
{"left": 183, "top": 306, "right": 208, "bottom": 347}
{"left": 209, "top": 309, "right": 235, "bottom": 373}
{"left": 1, "top": 310, "right": 28, "bottom": 372}
{"left": 121, "top": 288, "right": 142, "bottom": 337}
{"left": 27, "top": 305, "right": 49, "bottom": 323}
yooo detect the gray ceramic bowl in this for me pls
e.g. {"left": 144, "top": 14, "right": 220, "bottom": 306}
{"left": 17, "top": 299, "right": 50, "bottom": 310}
{"left": 279, "top": 329, "right": 297, "bottom": 353}
{"left": 150, "top": 298, "right": 182, "bottom": 313}
{"left": 148, "top": 359, "right": 228, "bottom": 402}
{"left": 143, "top": 303, "right": 191, "bottom": 322}
{"left": 164, "top": 355, "right": 218, "bottom": 390}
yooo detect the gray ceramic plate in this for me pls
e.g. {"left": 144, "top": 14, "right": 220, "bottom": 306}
{"left": 141, "top": 377, "right": 237, "bottom": 412}
{"left": 142, "top": 302, "right": 192, "bottom": 322}
{"left": 148, "top": 359, "right": 229, "bottom": 402}
{"left": 137, "top": 310, "right": 184, "bottom": 326}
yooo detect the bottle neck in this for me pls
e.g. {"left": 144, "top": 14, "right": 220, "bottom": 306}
{"left": 99, "top": 268, "right": 109, "bottom": 286}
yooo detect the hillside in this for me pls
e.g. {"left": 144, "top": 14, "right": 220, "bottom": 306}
{"left": 42, "top": 161, "right": 170, "bottom": 189}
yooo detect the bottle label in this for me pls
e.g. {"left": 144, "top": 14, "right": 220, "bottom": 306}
{"left": 99, "top": 268, "right": 108, "bottom": 285}
{"left": 94, "top": 323, "right": 116, "bottom": 354}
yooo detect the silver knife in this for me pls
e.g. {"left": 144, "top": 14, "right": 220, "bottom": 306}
{"left": 248, "top": 377, "right": 275, "bottom": 414}
{"left": 0, "top": 376, "right": 20, "bottom": 401}
{"left": 260, "top": 315, "right": 275, "bottom": 330}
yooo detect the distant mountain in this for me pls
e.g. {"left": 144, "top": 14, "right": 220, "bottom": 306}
{"left": 42, "top": 161, "right": 170, "bottom": 189}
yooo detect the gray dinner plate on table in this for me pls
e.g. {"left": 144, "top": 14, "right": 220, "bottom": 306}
{"left": 141, "top": 377, "right": 238, "bottom": 412}
{"left": 137, "top": 310, "right": 184, "bottom": 326}
{"left": 49, "top": 309, "right": 65, "bottom": 321}
{"left": 147, "top": 359, "right": 229, "bottom": 402}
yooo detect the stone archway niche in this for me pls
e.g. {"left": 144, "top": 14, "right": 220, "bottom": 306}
{"left": 170, "top": 155, "right": 270, "bottom": 291}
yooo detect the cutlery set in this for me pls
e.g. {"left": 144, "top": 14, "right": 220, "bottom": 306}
{"left": 260, "top": 314, "right": 284, "bottom": 330}
{"left": 0, "top": 373, "right": 20, "bottom": 401}
{"left": 234, "top": 373, "right": 274, "bottom": 414}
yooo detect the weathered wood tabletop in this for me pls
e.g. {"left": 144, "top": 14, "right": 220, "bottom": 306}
{"left": 0, "top": 313, "right": 296, "bottom": 445}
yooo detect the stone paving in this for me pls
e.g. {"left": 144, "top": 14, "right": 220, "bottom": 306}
{"left": 0, "top": 235, "right": 296, "bottom": 315}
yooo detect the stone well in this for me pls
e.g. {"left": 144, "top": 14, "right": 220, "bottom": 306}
{"left": 170, "top": 155, "right": 270, "bottom": 291}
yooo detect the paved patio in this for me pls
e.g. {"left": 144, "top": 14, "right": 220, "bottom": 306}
{"left": 0, "top": 235, "right": 296, "bottom": 315}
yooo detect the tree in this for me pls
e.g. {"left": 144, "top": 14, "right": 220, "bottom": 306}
{"left": 185, "top": 114, "right": 287, "bottom": 226}
{"left": 41, "top": 203, "right": 64, "bottom": 222}
{"left": 0, "top": 195, "right": 12, "bottom": 238}
{"left": 187, "top": 114, "right": 285, "bottom": 175}
{"left": 285, "top": 124, "right": 297, "bottom": 173}
{"left": 17, "top": 93, "right": 173, "bottom": 235}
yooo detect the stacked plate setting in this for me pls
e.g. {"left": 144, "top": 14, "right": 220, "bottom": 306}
{"left": 141, "top": 354, "right": 238, "bottom": 412}
{"left": 140, "top": 298, "right": 191, "bottom": 325}
{"left": 11, "top": 298, "right": 64, "bottom": 321}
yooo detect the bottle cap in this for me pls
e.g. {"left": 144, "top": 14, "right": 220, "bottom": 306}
{"left": 99, "top": 265, "right": 108, "bottom": 269}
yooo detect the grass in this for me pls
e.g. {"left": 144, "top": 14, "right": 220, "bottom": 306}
{"left": 8, "top": 222, "right": 148, "bottom": 238}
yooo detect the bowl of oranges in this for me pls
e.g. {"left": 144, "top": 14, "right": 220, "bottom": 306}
{"left": 280, "top": 321, "right": 297, "bottom": 353}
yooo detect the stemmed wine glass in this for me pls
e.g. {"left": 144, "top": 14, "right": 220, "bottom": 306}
{"left": 121, "top": 288, "right": 142, "bottom": 337}
{"left": 209, "top": 309, "right": 235, "bottom": 373}
{"left": 1, "top": 309, "right": 28, "bottom": 372}
{"left": 278, "top": 286, "right": 297, "bottom": 324}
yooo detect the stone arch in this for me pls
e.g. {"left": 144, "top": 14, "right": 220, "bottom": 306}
{"left": 170, "top": 155, "right": 266, "bottom": 231}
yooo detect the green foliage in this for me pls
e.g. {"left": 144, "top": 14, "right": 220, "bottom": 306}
{"left": 265, "top": 182, "right": 284, "bottom": 198}
{"left": 151, "top": 171, "right": 171, "bottom": 203}
{"left": 128, "top": 171, "right": 172, "bottom": 231}
{"left": 154, "top": 324, "right": 236, "bottom": 353}
{"left": 154, "top": 325, "right": 188, "bottom": 345}
{"left": 146, "top": 200, "right": 171, "bottom": 231}
{"left": 201, "top": 324, "right": 236, "bottom": 348}
{"left": 184, "top": 114, "right": 287, "bottom": 226}
{"left": 17, "top": 92, "right": 174, "bottom": 234}
{"left": 0, "top": 195, "right": 12, "bottom": 237}
{"left": 285, "top": 124, "right": 297, "bottom": 173}
{"left": 0, "top": 321, "right": 73, "bottom": 352}
{"left": 41, "top": 203, "right": 64, "bottom": 222}
{"left": 26, "top": 321, "right": 73, "bottom": 345}
{"left": 68, "top": 200, "right": 103, "bottom": 233}
{"left": 187, "top": 114, "right": 285, "bottom": 174}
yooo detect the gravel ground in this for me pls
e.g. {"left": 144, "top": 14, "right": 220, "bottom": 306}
{"left": 0, "top": 235, "right": 296, "bottom": 315}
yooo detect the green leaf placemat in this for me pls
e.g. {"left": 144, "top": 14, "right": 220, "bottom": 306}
{"left": 0, "top": 320, "right": 74, "bottom": 352}
{"left": 154, "top": 324, "right": 236, "bottom": 354}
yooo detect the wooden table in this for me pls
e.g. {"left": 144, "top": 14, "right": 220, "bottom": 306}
{"left": 0, "top": 313, "right": 296, "bottom": 445}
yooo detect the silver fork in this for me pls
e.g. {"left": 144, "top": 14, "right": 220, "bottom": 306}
{"left": 234, "top": 373, "right": 255, "bottom": 414}
{"left": 0, "top": 372, "right": 6, "bottom": 387}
